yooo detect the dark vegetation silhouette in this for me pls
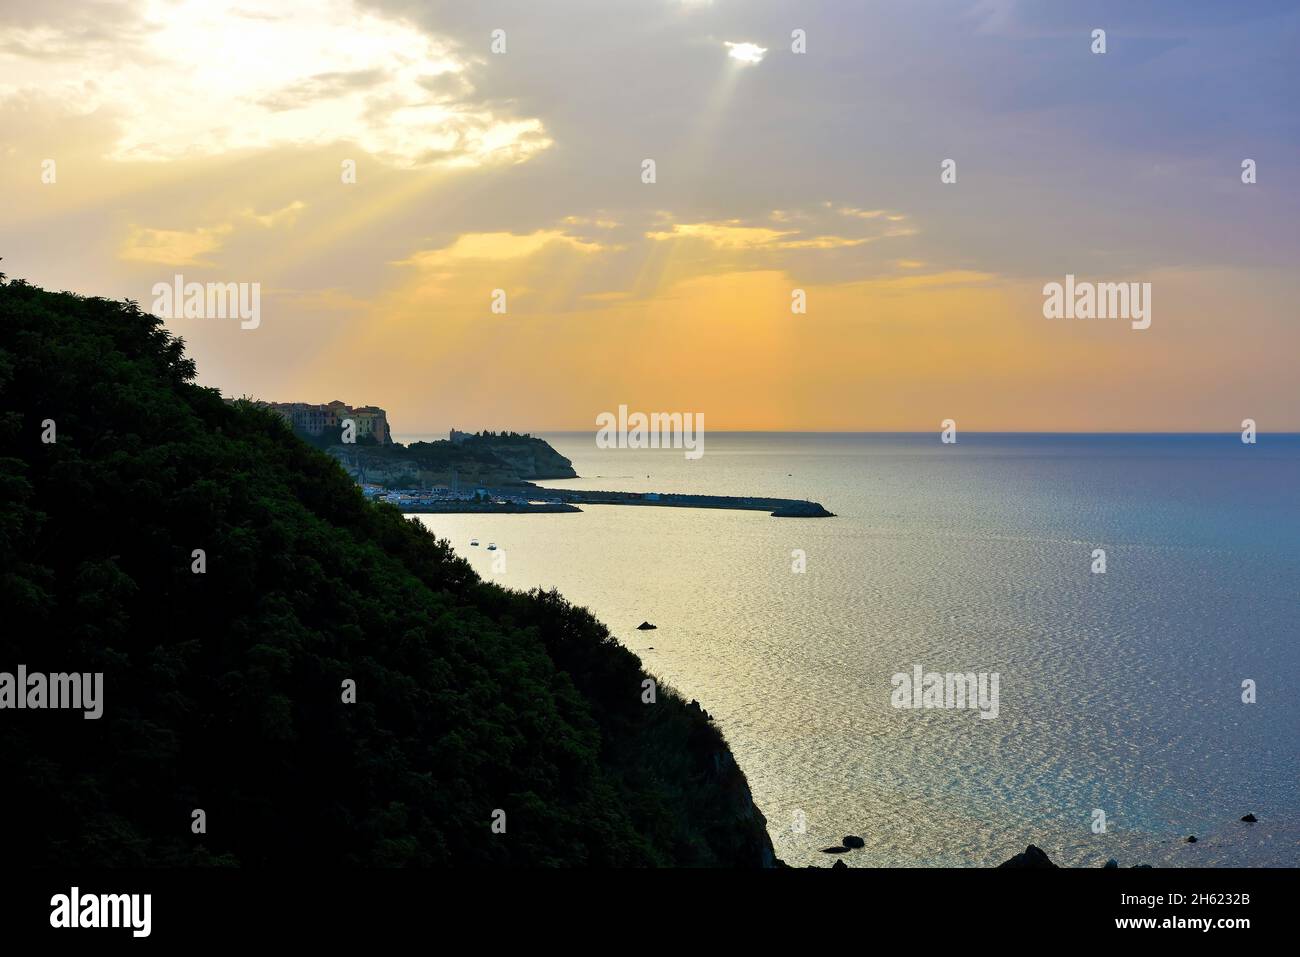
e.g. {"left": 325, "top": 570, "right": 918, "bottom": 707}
{"left": 0, "top": 276, "right": 775, "bottom": 866}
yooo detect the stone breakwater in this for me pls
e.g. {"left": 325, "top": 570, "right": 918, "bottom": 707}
{"left": 549, "top": 489, "right": 835, "bottom": 517}
{"left": 396, "top": 500, "right": 581, "bottom": 514}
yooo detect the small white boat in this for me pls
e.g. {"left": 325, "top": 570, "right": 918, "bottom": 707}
{"left": 470, "top": 539, "right": 479, "bottom": 546}
{"left": 486, "top": 543, "right": 498, "bottom": 550}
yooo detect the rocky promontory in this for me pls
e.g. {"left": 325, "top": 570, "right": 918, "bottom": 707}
{"left": 327, "top": 429, "right": 577, "bottom": 487}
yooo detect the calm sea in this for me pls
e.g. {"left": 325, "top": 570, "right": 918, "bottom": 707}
{"left": 399, "top": 432, "right": 1300, "bottom": 868}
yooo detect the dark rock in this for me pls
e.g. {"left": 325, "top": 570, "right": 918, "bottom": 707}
{"left": 636, "top": 621, "right": 657, "bottom": 630}
{"left": 1103, "top": 859, "right": 1119, "bottom": 869}
{"left": 1241, "top": 814, "right": 1257, "bottom": 823}
{"left": 1131, "top": 864, "right": 1153, "bottom": 869}
{"left": 832, "top": 859, "right": 848, "bottom": 869}
{"left": 690, "top": 701, "right": 712, "bottom": 721}
{"left": 997, "top": 844, "right": 1057, "bottom": 868}
{"left": 842, "top": 835, "right": 865, "bottom": 849}
{"left": 821, "top": 846, "right": 850, "bottom": 854}
{"left": 1185, "top": 835, "right": 1198, "bottom": 843}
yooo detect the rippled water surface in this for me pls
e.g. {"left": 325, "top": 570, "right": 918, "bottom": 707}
{"left": 403, "top": 433, "right": 1300, "bottom": 867}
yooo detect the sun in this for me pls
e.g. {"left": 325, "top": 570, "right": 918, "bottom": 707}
{"left": 724, "top": 41, "right": 767, "bottom": 64}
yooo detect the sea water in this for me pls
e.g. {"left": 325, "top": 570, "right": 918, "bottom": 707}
{"left": 404, "top": 432, "right": 1300, "bottom": 868}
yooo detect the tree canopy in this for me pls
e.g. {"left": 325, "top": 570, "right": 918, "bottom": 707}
{"left": 0, "top": 277, "right": 774, "bottom": 867}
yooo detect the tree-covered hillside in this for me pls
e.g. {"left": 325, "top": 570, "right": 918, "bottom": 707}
{"left": 0, "top": 276, "right": 776, "bottom": 867}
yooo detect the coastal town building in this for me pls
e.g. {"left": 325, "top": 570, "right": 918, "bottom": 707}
{"left": 275, "top": 402, "right": 328, "bottom": 436}
{"left": 257, "top": 399, "right": 391, "bottom": 444}
{"left": 350, "top": 406, "right": 390, "bottom": 444}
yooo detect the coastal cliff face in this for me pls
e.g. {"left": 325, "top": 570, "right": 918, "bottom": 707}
{"left": 0, "top": 276, "right": 776, "bottom": 868}
{"left": 708, "top": 747, "right": 779, "bottom": 867}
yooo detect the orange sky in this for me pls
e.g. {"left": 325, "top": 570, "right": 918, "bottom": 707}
{"left": 3, "top": 0, "right": 1297, "bottom": 432}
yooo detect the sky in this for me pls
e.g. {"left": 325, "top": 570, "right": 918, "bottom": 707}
{"left": 2, "top": 0, "right": 1298, "bottom": 433}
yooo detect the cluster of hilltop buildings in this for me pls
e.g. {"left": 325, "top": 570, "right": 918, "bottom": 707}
{"left": 261, "top": 400, "right": 391, "bottom": 444}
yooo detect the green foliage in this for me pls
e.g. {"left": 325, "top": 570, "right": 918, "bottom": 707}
{"left": 0, "top": 278, "right": 773, "bottom": 867}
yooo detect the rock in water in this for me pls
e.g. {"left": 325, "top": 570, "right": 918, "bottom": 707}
{"left": 832, "top": 859, "right": 848, "bottom": 869}
{"left": 842, "top": 835, "right": 865, "bottom": 849}
{"left": 1103, "top": 859, "right": 1119, "bottom": 869}
{"left": 637, "top": 621, "right": 657, "bottom": 630}
{"left": 1241, "top": 814, "right": 1258, "bottom": 823}
{"left": 997, "top": 844, "right": 1058, "bottom": 868}
{"left": 1185, "top": 835, "right": 1198, "bottom": 843}
{"left": 821, "top": 846, "right": 850, "bottom": 854}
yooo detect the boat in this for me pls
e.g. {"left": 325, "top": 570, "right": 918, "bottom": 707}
{"left": 486, "top": 543, "right": 497, "bottom": 550}
{"left": 470, "top": 539, "right": 479, "bottom": 546}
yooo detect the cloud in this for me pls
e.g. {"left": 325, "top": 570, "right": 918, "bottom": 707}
{"left": 119, "top": 202, "right": 308, "bottom": 264}
{"left": 242, "top": 201, "right": 307, "bottom": 229}
{"left": 645, "top": 222, "right": 796, "bottom": 249}
{"left": 0, "top": 1, "right": 148, "bottom": 58}
{"left": 120, "top": 223, "right": 234, "bottom": 266}
{"left": 561, "top": 215, "right": 620, "bottom": 230}
{"left": 398, "top": 229, "right": 606, "bottom": 269}
{"left": 0, "top": 0, "right": 551, "bottom": 169}
{"left": 256, "top": 69, "right": 391, "bottom": 112}
{"left": 840, "top": 269, "right": 998, "bottom": 292}
{"left": 646, "top": 207, "right": 914, "bottom": 253}
{"left": 837, "top": 207, "right": 891, "bottom": 220}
